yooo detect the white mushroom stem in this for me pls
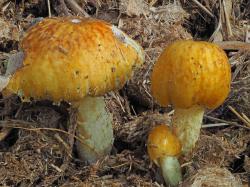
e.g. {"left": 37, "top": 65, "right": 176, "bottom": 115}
{"left": 172, "top": 105, "right": 205, "bottom": 155}
{"left": 159, "top": 156, "right": 182, "bottom": 186}
{"left": 74, "top": 96, "right": 114, "bottom": 163}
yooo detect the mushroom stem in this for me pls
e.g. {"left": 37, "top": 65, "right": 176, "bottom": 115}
{"left": 159, "top": 156, "right": 182, "bottom": 186}
{"left": 74, "top": 96, "right": 114, "bottom": 163}
{"left": 172, "top": 105, "right": 205, "bottom": 155}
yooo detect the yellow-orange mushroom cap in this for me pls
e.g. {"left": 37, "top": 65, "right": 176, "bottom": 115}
{"left": 4, "top": 17, "right": 144, "bottom": 102}
{"left": 147, "top": 124, "right": 181, "bottom": 166}
{"left": 151, "top": 40, "right": 231, "bottom": 109}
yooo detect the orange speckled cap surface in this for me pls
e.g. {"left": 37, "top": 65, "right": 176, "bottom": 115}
{"left": 151, "top": 40, "right": 231, "bottom": 109}
{"left": 4, "top": 17, "right": 144, "bottom": 102}
{"left": 147, "top": 124, "right": 181, "bottom": 165}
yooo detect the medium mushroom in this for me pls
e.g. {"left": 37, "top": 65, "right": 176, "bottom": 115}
{"left": 0, "top": 17, "right": 144, "bottom": 163}
{"left": 151, "top": 40, "right": 231, "bottom": 155}
{"left": 147, "top": 124, "right": 182, "bottom": 186}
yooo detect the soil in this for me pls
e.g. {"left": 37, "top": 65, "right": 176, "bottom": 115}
{"left": 0, "top": 0, "right": 249, "bottom": 186}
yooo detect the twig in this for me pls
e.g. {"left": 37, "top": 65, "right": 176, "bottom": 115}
{"left": 204, "top": 115, "right": 250, "bottom": 130}
{"left": 181, "top": 161, "right": 192, "bottom": 167}
{"left": 222, "top": 0, "right": 233, "bottom": 37}
{"left": 58, "top": 0, "right": 71, "bottom": 16}
{"left": 190, "top": 0, "right": 214, "bottom": 18}
{"left": 1, "top": 1, "right": 11, "bottom": 12}
{"left": 228, "top": 106, "right": 250, "bottom": 128}
{"left": 54, "top": 133, "right": 72, "bottom": 158}
{"left": 110, "top": 91, "right": 125, "bottom": 113}
{"left": 242, "top": 113, "right": 250, "bottom": 124}
{"left": 0, "top": 119, "right": 97, "bottom": 148}
{"left": 202, "top": 123, "right": 230, "bottom": 128}
{"left": 50, "top": 163, "right": 63, "bottom": 173}
{"left": 64, "top": 0, "right": 89, "bottom": 17}
{"left": 47, "top": 0, "right": 52, "bottom": 17}
{"left": 214, "top": 41, "right": 250, "bottom": 51}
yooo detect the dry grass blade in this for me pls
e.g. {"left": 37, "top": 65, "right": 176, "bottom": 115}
{"left": 202, "top": 123, "right": 230, "bottom": 128}
{"left": 47, "top": 0, "right": 51, "bottom": 17}
{"left": 64, "top": 0, "right": 89, "bottom": 17}
{"left": 222, "top": 0, "right": 232, "bottom": 37}
{"left": 190, "top": 0, "right": 214, "bottom": 18}
{"left": 1, "top": 1, "right": 10, "bottom": 12}
{"left": 54, "top": 133, "right": 72, "bottom": 158}
{"left": 228, "top": 105, "right": 250, "bottom": 127}
{"left": 204, "top": 115, "right": 250, "bottom": 130}
{"left": 241, "top": 113, "right": 250, "bottom": 123}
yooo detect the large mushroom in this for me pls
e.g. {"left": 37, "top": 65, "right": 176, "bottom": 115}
{"left": 0, "top": 17, "right": 144, "bottom": 163}
{"left": 151, "top": 40, "right": 231, "bottom": 155}
{"left": 147, "top": 124, "right": 182, "bottom": 186}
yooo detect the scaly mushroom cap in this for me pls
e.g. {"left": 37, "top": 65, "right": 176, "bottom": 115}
{"left": 4, "top": 17, "right": 144, "bottom": 102}
{"left": 147, "top": 124, "right": 181, "bottom": 166}
{"left": 151, "top": 40, "right": 231, "bottom": 109}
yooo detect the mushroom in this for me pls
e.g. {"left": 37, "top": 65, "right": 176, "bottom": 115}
{"left": 0, "top": 17, "right": 144, "bottom": 163}
{"left": 147, "top": 124, "right": 182, "bottom": 186}
{"left": 151, "top": 40, "right": 231, "bottom": 155}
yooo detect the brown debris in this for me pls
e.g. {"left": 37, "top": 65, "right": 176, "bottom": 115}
{"left": 0, "top": 0, "right": 249, "bottom": 186}
{"left": 0, "top": 18, "right": 19, "bottom": 52}
{"left": 116, "top": 112, "right": 170, "bottom": 144}
{"left": 226, "top": 51, "right": 250, "bottom": 117}
{"left": 119, "top": 0, "right": 149, "bottom": 17}
{"left": 0, "top": 124, "right": 67, "bottom": 186}
{"left": 192, "top": 128, "right": 249, "bottom": 168}
{"left": 182, "top": 167, "right": 242, "bottom": 187}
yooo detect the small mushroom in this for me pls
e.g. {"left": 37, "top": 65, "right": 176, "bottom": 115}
{"left": 151, "top": 40, "right": 231, "bottom": 155}
{"left": 147, "top": 124, "right": 182, "bottom": 186}
{"left": 1, "top": 17, "right": 144, "bottom": 163}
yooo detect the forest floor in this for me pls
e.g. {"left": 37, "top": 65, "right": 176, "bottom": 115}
{"left": 0, "top": 0, "right": 249, "bottom": 186}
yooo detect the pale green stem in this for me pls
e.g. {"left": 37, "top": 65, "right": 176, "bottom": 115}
{"left": 75, "top": 96, "right": 114, "bottom": 163}
{"left": 160, "top": 156, "right": 182, "bottom": 186}
{"left": 172, "top": 105, "right": 205, "bottom": 155}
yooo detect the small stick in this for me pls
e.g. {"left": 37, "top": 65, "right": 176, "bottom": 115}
{"left": 1, "top": 1, "right": 11, "bottom": 12}
{"left": 202, "top": 123, "right": 230, "bottom": 128}
{"left": 222, "top": 0, "right": 233, "bottom": 37}
{"left": 110, "top": 91, "right": 125, "bottom": 113}
{"left": 181, "top": 161, "right": 192, "bottom": 167}
{"left": 64, "top": 0, "right": 89, "bottom": 17}
{"left": 214, "top": 41, "right": 250, "bottom": 51}
{"left": 242, "top": 113, "right": 250, "bottom": 124}
{"left": 191, "top": 0, "right": 214, "bottom": 18}
{"left": 0, "top": 120, "right": 88, "bottom": 146}
{"left": 228, "top": 106, "right": 250, "bottom": 127}
{"left": 47, "top": 0, "right": 52, "bottom": 17}
{"left": 51, "top": 163, "right": 63, "bottom": 172}
{"left": 204, "top": 115, "right": 250, "bottom": 130}
{"left": 54, "top": 133, "right": 72, "bottom": 158}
